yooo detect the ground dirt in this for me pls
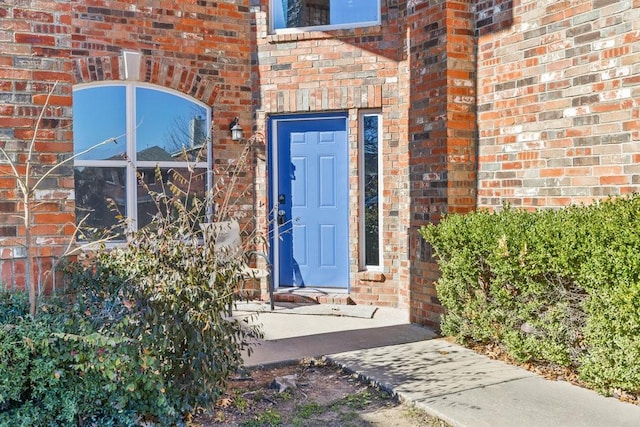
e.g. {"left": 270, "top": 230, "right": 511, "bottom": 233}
{"left": 193, "top": 359, "right": 449, "bottom": 427}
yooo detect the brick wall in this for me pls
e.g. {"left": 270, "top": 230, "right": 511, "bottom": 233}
{"left": 0, "top": 0, "right": 254, "bottom": 292}
{"left": 252, "top": 0, "right": 413, "bottom": 310}
{"left": 6, "top": 0, "right": 638, "bottom": 326}
{"left": 71, "top": 0, "right": 253, "bottom": 150}
{"left": 0, "top": 0, "right": 74, "bottom": 291}
{"left": 477, "top": 0, "right": 640, "bottom": 209}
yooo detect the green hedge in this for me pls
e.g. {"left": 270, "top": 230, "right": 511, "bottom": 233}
{"left": 420, "top": 195, "right": 640, "bottom": 395}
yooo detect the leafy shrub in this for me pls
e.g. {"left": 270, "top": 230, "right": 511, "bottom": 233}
{"left": 575, "top": 196, "right": 640, "bottom": 393}
{"left": 0, "top": 291, "right": 33, "bottom": 415}
{"left": 1, "top": 163, "right": 263, "bottom": 425}
{"left": 0, "top": 288, "right": 168, "bottom": 426}
{"left": 0, "top": 290, "right": 29, "bottom": 323}
{"left": 420, "top": 195, "right": 640, "bottom": 395}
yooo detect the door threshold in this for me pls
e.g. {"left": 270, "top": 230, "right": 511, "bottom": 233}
{"left": 270, "top": 287, "right": 353, "bottom": 305}
{"left": 274, "top": 287, "right": 348, "bottom": 294}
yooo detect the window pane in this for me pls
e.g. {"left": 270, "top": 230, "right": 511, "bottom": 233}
{"left": 331, "top": 0, "right": 378, "bottom": 25}
{"left": 137, "top": 167, "right": 208, "bottom": 229}
{"left": 74, "top": 166, "right": 127, "bottom": 238}
{"left": 363, "top": 115, "right": 379, "bottom": 266}
{"left": 274, "top": 0, "right": 378, "bottom": 30}
{"left": 73, "top": 86, "right": 127, "bottom": 160}
{"left": 136, "top": 88, "right": 208, "bottom": 163}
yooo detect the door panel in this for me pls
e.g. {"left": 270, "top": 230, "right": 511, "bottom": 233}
{"left": 274, "top": 116, "right": 349, "bottom": 288}
{"left": 319, "top": 156, "right": 336, "bottom": 207}
{"left": 320, "top": 225, "right": 336, "bottom": 266}
{"left": 291, "top": 157, "right": 307, "bottom": 207}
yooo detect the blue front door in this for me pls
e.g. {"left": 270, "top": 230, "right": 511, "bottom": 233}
{"left": 272, "top": 115, "right": 349, "bottom": 288}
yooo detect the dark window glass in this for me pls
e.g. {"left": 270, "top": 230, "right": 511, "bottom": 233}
{"left": 136, "top": 167, "right": 208, "bottom": 229}
{"left": 74, "top": 166, "right": 127, "bottom": 238}
{"left": 363, "top": 114, "right": 379, "bottom": 266}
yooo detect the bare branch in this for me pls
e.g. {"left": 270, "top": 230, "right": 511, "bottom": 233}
{"left": 25, "top": 82, "right": 58, "bottom": 186}
{"left": 0, "top": 146, "right": 28, "bottom": 198}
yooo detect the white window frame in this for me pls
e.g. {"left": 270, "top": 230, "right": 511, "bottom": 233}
{"left": 359, "top": 110, "right": 383, "bottom": 271}
{"left": 270, "top": 0, "right": 381, "bottom": 34}
{"left": 73, "top": 82, "right": 212, "bottom": 233}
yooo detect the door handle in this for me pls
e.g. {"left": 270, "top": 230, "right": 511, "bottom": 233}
{"left": 277, "top": 194, "right": 286, "bottom": 225}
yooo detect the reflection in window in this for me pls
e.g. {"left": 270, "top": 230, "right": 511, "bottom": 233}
{"left": 136, "top": 167, "right": 207, "bottom": 229}
{"left": 136, "top": 87, "right": 208, "bottom": 159}
{"left": 74, "top": 166, "right": 126, "bottom": 239}
{"left": 272, "top": 0, "right": 380, "bottom": 31}
{"left": 362, "top": 113, "right": 381, "bottom": 267}
{"left": 73, "top": 84, "right": 211, "bottom": 238}
{"left": 73, "top": 86, "right": 127, "bottom": 161}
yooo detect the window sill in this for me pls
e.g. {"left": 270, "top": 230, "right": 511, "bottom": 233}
{"left": 266, "top": 25, "right": 383, "bottom": 44}
{"left": 358, "top": 270, "right": 386, "bottom": 283}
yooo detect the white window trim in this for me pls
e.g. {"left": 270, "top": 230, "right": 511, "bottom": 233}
{"left": 73, "top": 82, "right": 211, "bottom": 232}
{"left": 359, "top": 110, "right": 383, "bottom": 271}
{"left": 270, "top": 0, "right": 381, "bottom": 34}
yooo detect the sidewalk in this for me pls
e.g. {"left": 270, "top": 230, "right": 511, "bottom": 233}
{"left": 237, "top": 302, "right": 640, "bottom": 427}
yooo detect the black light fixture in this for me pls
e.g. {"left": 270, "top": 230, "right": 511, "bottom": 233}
{"left": 229, "top": 117, "right": 243, "bottom": 141}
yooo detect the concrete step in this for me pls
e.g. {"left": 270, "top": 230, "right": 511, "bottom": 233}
{"left": 267, "top": 289, "right": 355, "bottom": 305}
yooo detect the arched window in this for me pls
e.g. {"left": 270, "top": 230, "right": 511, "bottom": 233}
{"left": 73, "top": 83, "right": 211, "bottom": 238}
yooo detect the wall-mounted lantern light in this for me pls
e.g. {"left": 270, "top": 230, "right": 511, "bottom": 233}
{"left": 229, "top": 117, "right": 243, "bottom": 141}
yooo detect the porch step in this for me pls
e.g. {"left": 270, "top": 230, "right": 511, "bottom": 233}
{"left": 267, "top": 289, "right": 355, "bottom": 305}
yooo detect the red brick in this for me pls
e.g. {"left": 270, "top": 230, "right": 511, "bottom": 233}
{"left": 15, "top": 33, "right": 55, "bottom": 46}
{"left": 600, "top": 175, "right": 628, "bottom": 185}
{"left": 13, "top": 9, "right": 54, "bottom": 22}
{"left": 540, "top": 168, "right": 565, "bottom": 177}
{"left": 32, "top": 94, "right": 72, "bottom": 106}
{"left": 624, "top": 120, "right": 640, "bottom": 131}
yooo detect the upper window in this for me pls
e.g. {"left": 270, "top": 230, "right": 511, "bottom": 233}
{"left": 271, "top": 0, "right": 380, "bottom": 32}
{"left": 73, "top": 83, "right": 211, "bottom": 238}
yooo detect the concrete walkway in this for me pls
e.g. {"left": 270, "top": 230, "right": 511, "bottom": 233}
{"left": 237, "top": 302, "right": 640, "bottom": 427}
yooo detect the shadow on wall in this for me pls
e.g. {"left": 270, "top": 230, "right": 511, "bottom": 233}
{"left": 407, "top": 0, "right": 514, "bottom": 326}
{"left": 476, "top": 0, "right": 514, "bottom": 37}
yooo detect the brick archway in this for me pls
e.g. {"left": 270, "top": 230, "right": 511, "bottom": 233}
{"left": 71, "top": 55, "right": 220, "bottom": 106}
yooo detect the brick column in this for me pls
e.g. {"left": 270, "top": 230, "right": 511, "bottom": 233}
{"left": 407, "top": 0, "right": 477, "bottom": 327}
{"left": 0, "top": 1, "right": 74, "bottom": 291}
